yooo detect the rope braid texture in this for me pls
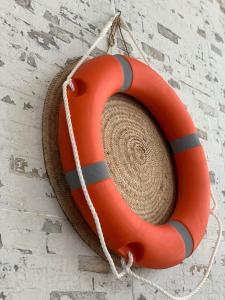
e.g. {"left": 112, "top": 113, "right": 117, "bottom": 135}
{"left": 62, "top": 12, "right": 222, "bottom": 299}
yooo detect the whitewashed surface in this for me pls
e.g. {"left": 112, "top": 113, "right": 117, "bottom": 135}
{"left": 0, "top": 0, "right": 225, "bottom": 299}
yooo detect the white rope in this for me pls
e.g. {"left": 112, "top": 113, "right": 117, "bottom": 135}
{"left": 62, "top": 13, "right": 222, "bottom": 299}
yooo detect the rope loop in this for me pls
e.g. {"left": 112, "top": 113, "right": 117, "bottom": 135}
{"left": 121, "top": 251, "right": 134, "bottom": 273}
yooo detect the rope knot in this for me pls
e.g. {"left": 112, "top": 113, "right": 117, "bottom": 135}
{"left": 121, "top": 251, "right": 134, "bottom": 275}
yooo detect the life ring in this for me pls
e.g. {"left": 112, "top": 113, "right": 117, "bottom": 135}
{"left": 58, "top": 54, "right": 210, "bottom": 269}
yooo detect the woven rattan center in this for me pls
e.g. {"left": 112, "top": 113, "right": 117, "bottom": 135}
{"left": 102, "top": 94, "right": 176, "bottom": 224}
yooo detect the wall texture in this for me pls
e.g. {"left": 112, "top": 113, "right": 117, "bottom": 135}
{"left": 0, "top": 0, "right": 225, "bottom": 299}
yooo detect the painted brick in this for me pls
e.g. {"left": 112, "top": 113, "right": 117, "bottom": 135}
{"left": 219, "top": 103, "right": 225, "bottom": 113}
{"left": 168, "top": 78, "right": 180, "bottom": 89}
{"left": 157, "top": 23, "right": 180, "bottom": 44}
{"left": 197, "top": 128, "right": 208, "bottom": 140}
{"left": 1, "top": 95, "right": 16, "bottom": 105}
{"left": 42, "top": 219, "right": 62, "bottom": 234}
{"left": 211, "top": 43, "right": 222, "bottom": 56}
{"left": 28, "top": 29, "right": 59, "bottom": 50}
{"left": 43, "top": 10, "right": 60, "bottom": 25}
{"left": 197, "top": 27, "right": 206, "bottom": 38}
{"left": 0, "top": 59, "right": 5, "bottom": 67}
{"left": 15, "top": 0, "right": 32, "bottom": 10}
{"left": 215, "top": 32, "right": 224, "bottom": 43}
{"left": 117, "top": 37, "right": 133, "bottom": 53}
{"left": 78, "top": 255, "right": 110, "bottom": 273}
{"left": 198, "top": 101, "right": 216, "bottom": 117}
{"left": 209, "top": 170, "right": 216, "bottom": 184}
{"left": 141, "top": 42, "right": 165, "bottom": 61}
{"left": 0, "top": 234, "right": 3, "bottom": 249}
{"left": 50, "top": 291, "right": 106, "bottom": 300}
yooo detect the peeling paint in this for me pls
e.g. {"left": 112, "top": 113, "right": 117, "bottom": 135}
{"left": 221, "top": 255, "right": 225, "bottom": 266}
{"left": 23, "top": 102, "right": 33, "bottom": 110}
{"left": 43, "top": 10, "right": 60, "bottom": 25}
{"left": 217, "top": 0, "right": 225, "bottom": 14}
{"left": 141, "top": 42, "right": 165, "bottom": 61}
{"left": 28, "top": 29, "right": 59, "bottom": 50}
{"left": 205, "top": 73, "right": 212, "bottom": 81}
{"left": 197, "top": 27, "right": 206, "bottom": 38}
{"left": 209, "top": 170, "right": 216, "bottom": 184}
{"left": 49, "top": 24, "right": 75, "bottom": 44}
{"left": 163, "top": 64, "right": 173, "bottom": 74}
{"left": 50, "top": 291, "right": 106, "bottom": 300}
{"left": 137, "top": 294, "right": 147, "bottom": 300}
{"left": 80, "top": 0, "right": 90, "bottom": 7}
{"left": 0, "top": 292, "right": 6, "bottom": 300}
{"left": 60, "top": 5, "right": 83, "bottom": 27}
{"left": 0, "top": 95, "right": 16, "bottom": 105}
{"left": 19, "top": 51, "right": 26, "bottom": 62}
{"left": 157, "top": 23, "right": 180, "bottom": 44}
{"left": 42, "top": 219, "right": 62, "bottom": 234}
{"left": 219, "top": 103, "right": 225, "bottom": 113}
{"left": 0, "top": 262, "right": 12, "bottom": 280}
{"left": 168, "top": 78, "right": 180, "bottom": 89}
{"left": 45, "top": 192, "right": 56, "bottom": 198}
{"left": 46, "top": 244, "right": 56, "bottom": 254}
{"left": 46, "top": 236, "right": 56, "bottom": 254}
{"left": 11, "top": 43, "right": 21, "bottom": 49}
{"left": 88, "top": 23, "right": 97, "bottom": 31}
{"left": 215, "top": 32, "right": 224, "bottom": 43}
{"left": 211, "top": 43, "right": 222, "bottom": 56}
{"left": 189, "top": 264, "right": 207, "bottom": 275}
{"left": 27, "top": 54, "right": 37, "bottom": 67}
{"left": 13, "top": 265, "right": 19, "bottom": 272}
{"left": 90, "top": 47, "right": 106, "bottom": 57}
{"left": 15, "top": 0, "right": 33, "bottom": 10}
{"left": 198, "top": 101, "right": 216, "bottom": 117}
{"left": 16, "top": 248, "right": 32, "bottom": 254}
{"left": 9, "top": 155, "right": 47, "bottom": 179}
{"left": 0, "top": 234, "right": 3, "bottom": 249}
{"left": 197, "top": 128, "right": 208, "bottom": 140}
{"left": 78, "top": 255, "right": 110, "bottom": 273}
{"left": 10, "top": 156, "right": 28, "bottom": 173}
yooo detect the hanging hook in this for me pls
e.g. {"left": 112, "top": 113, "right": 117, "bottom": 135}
{"left": 107, "top": 10, "right": 130, "bottom": 56}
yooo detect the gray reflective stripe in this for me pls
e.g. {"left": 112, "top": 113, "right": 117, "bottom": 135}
{"left": 168, "top": 220, "right": 193, "bottom": 258}
{"left": 114, "top": 54, "right": 133, "bottom": 91}
{"left": 170, "top": 133, "right": 200, "bottom": 154}
{"left": 65, "top": 161, "right": 110, "bottom": 189}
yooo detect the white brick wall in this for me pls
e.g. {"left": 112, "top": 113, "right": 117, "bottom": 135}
{"left": 0, "top": 0, "right": 225, "bottom": 299}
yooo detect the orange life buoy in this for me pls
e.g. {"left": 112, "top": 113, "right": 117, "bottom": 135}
{"left": 58, "top": 54, "right": 210, "bottom": 269}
